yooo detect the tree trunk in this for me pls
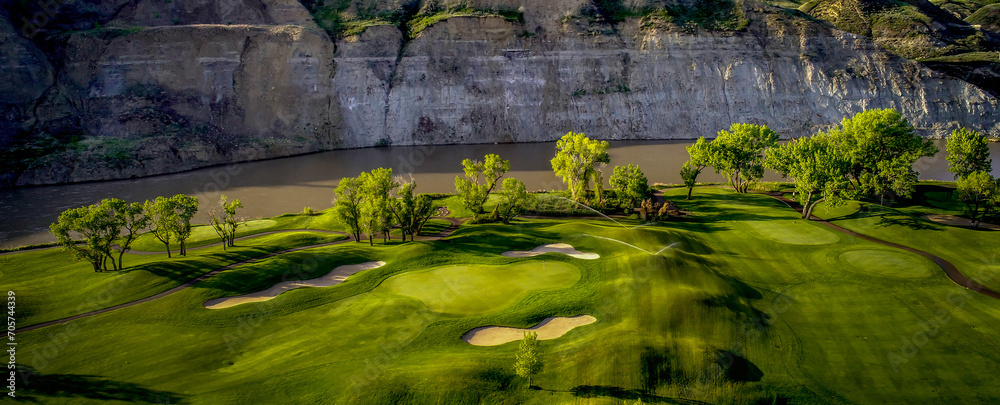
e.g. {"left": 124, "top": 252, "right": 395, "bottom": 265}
{"left": 118, "top": 250, "right": 126, "bottom": 271}
{"left": 368, "top": 235, "right": 374, "bottom": 246}
{"left": 686, "top": 187, "right": 693, "bottom": 200}
{"left": 163, "top": 242, "right": 171, "bottom": 258}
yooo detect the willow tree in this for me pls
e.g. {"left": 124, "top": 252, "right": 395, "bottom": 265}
{"left": 551, "top": 132, "right": 610, "bottom": 202}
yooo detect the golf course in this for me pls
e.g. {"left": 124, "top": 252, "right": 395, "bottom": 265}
{"left": 6, "top": 183, "right": 1000, "bottom": 404}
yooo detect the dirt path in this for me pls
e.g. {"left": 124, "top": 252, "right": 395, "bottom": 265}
{"left": 765, "top": 193, "right": 1000, "bottom": 300}
{"left": 14, "top": 217, "right": 464, "bottom": 333}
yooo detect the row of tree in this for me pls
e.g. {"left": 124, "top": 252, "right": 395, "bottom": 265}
{"left": 681, "top": 109, "right": 942, "bottom": 219}
{"left": 50, "top": 194, "right": 245, "bottom": 271}
{"left": 334, "top": 169, "right": 438, "bottom": 245}
{"left": 550, "top": 132, "right": 653, "bottom": 212}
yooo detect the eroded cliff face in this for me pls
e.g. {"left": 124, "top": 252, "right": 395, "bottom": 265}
{"left": 3, "top": 0, "right": 998, "bottom": 185}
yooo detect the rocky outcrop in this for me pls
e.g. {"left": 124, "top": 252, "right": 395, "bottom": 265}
{"left": 2, "top": 0, "right": 998, "bottom": 186}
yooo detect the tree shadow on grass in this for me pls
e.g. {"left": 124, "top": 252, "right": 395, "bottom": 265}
{"left": 875, "top": 214, "right": 941, "bottom": 231}
{"left": 12, "top": 366, "right": 185, "bottom": 403}
{"left": 569, "top": 385, "right": 710, "bottom": 404}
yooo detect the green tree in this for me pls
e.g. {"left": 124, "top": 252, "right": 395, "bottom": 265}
{"left": 514, "top": 331, "right": 542, "bottom": 388}
{"left": 390, "top": 180, "right": 439, "bottom": 241}
{"left": 831, "top": 108, "right": 937, "bottom": 203}
{"left": 551, "top": 132, "right": 610, "bottom": 202}
{"left": 50, "top": 199, "right": 134, "bottom": 271}
{"left": 107, "top": 199, "right": 149, "bottom": 268}
{"left": 209, "top": 195, "right": 244, "bottom": 250}
{"left": 947, "top": 127, "right": 992, "bottom": 179}
{"left": 334, "top": 176, "right": 364, "bottom": 242}
{"left": 498, "top": 177, "right": 530, "bottom": 224}
{"left": 708, "top": 123, "right": 779, "bottom": 193}
{"left": 145, "top": 196, "right": 178, "bottom": 257}
{"left": 171, "top": 194, "right": 199, "bottom": 256}
{"left": 766, "top": 133, "right": 851, "bottom": 220}
{"left": 681, "top": 137, "right": 713, "bottom": 199}
{"left": 359, "top": 168, "right": 398, "bottom": 245}
{"left": 956, "top": 171, "right": 999, "bottom": 228}
{"left": 455, "top": 154, "right": 510, "bottom": 218}
{"left": 610, "top": 164, "right": 649, "bottom": 211}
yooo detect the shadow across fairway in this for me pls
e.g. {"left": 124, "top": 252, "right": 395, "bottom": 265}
{"left": 569, "top": 385, "right": 711, "bottom": 404}
{"left": 715, "top": 351, "right": 764, "bottom": 382}
{"left": 11, "top": 366, "right": 185, "bottom": 403}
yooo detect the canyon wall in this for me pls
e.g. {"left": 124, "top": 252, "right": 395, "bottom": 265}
{"left": 2, "top": 0, "right": 997, "bottom": 185}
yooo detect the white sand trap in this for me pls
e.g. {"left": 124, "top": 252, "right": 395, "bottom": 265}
{"left": 204, "top": 261, "right": 386, "bottom": 309}
{"left": 923, "top": 214, "right": 1000, "bottom": 230}
{"left": 501, "top": 243, "right": 599, "bottom": 260}
{"left": 462, "top": 315, "right": 597, "bottom": 346}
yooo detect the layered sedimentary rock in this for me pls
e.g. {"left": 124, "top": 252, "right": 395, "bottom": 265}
{"left": 2, "top": 0, "right": 997, "bottom": 185}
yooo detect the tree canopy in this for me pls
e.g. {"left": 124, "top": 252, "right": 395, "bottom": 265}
{"left": 610, "top": 164, "right": 649, "bottom": 211}
{"left": 766, "top": 133, "right": 851, "bottom": 219}
{"left": 956, "top": 171, "right": 999, "bottom": 228}
{"left": 830, "top": 108, "right": 937, "bottom": 202}
{"left": 334, "top": 176, "right": 364, "bottom": 241}
{"left": 703, "top": 123, "right": 779, "bottom": 193}
{"left": 947, "top": 127, "right": 992, "bottom": 179}
{"left": 455, "top": 154, "right": 510, "bottom": 218}
{"left": 50, "top": 198, "right": 150, "bottom": 271}
{"left": 498, "top": 177, "right": 530, "bottom": 224}
{"left": 551, "top": 132, "right": 610, "bottom": 202}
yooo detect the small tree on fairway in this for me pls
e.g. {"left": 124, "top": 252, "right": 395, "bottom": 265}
{"left": 681, "top": 137, "right": 713, "bottom": 199}
{"left": 708, "top": 123, "right": 779, "bottom": 193}
{"left": 455, "top": 154, "right": 510, "bottom": 218}
{"left": 145, "top": 196, "right": 178, "bottom": 257}
{"left": 514, "top": 331, "right": 541, "bottom": 387}
{"left": 359, "top": 168, "right": 399, "bottom": 245}
{"left": 551, "top": 132, "right": 610, "bottom": 202}
{"left": 334, "top": 176, "right": 364, "bottom": 242}
{"left": 956, "top": 171, "right": 1000, "bottom": 227}
{"left": 947, "top": 127, "right": 992, "bottom": 179}
{"left": 209, "top": 195, "right": 244, "bottom": 250}
{"left": 107, "top": 199, "right": 149, "bottom": 268}
{"left": 610, "top": 164, "right": 650, "bottom": 211}
{"left": 171, "top": 194, "right": 199, "bottom": 256}
{"left": 498, "top": 177, "right": 530, "bottom": 224}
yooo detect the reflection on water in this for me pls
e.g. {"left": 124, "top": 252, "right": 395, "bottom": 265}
{"left": 0, "top": 139, "right": 987, "bottom": 248}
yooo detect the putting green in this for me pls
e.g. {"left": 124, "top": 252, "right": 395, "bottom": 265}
{"left": 839, "top": 249, "right": 934, "bottom": 278}
{"left": 382, "top": 261, "right": 580, "bottom": 315}
{"left": 743, "top": 220, "right": 840, "bottom": 245}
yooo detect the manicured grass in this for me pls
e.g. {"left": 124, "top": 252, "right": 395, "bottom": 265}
{"left": 130, "top": 210, "right": 344, "bottom": 252}
{"left": 383, "top": 262, "right": 581, "bottom": 315}
{"left": 11, "top": 186, "right": 1000, "bottom": 404}
{"left": 1, "top": 231, "right": 346, "bottom": 326}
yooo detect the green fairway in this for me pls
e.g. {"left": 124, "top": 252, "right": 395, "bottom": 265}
{"left": 8, "top": 185, "right": 1000, "bottom": 404}
{"left": 839, "top": 249, "right": 936, "bottom": 278}
{"left": 131, "top": 210, "right": 344, "bottom": 252}
{"left": 383, "top": 262, "right": 581, "bottom": 315}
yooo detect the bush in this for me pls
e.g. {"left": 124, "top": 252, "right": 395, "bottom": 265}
{"left": 303, "top": 207, "right": 316, "bottom": 216}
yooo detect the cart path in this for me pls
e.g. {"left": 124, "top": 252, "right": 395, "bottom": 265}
{"left": 766, "top": 193, "right": 1000, "bottom": 300}
{"left": 14, "top": 217, "right": 464, "bottom": 333}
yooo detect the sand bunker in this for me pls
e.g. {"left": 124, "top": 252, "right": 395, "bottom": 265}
{"left": 501, "top": 243, "right": 599, "bottom": 260}
{"left": 923, "top": 214, "right": 1000, "bottom": 230}
{"left": 462, "top": 315, "right": 597, "bottom": 346}
{"left": 204, "top": 261, "right": 386, "bottom": 309}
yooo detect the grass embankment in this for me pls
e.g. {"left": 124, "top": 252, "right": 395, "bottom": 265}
{"left": 9, "top": 186, "right": 1000, "bottom": 403}
{"left": 130, "top": 209, "right": 344, "bottom": 252}
{"left": 2, "top": 232, "right": 346, "bottom": 327}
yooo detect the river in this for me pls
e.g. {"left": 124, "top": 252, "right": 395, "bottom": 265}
{"left": 0, "top": 139, "right": 993, "bottom": 249}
